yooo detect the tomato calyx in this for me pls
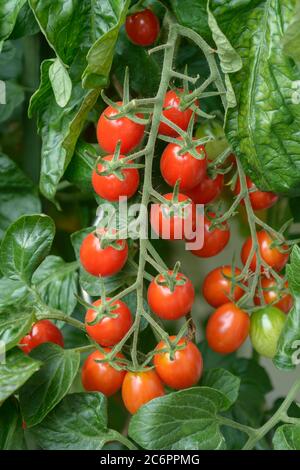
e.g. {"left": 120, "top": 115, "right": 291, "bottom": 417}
{"left": 94, "top": 227, "right": 127, "bottom": 251}
{"left": 155, "top": 262, "right": 188, "bottom": 293}
{"left": 154, "top": 334, "right": 189, "bottom": 362}
{"left": 205, "top": 209, "right": 230, "bottom": 232}
{"left": 93, "top": 348, "right": 128, "bottom": 372}
{"left": 158, "top": 181, "right": 194, "bottom": 221}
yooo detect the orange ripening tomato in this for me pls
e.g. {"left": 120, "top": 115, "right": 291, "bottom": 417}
{"left": 254, "top": 275, "right": 293, "bottom": 314}
{"left": 202, "top": 266, "right": 245, "bottom": 308}
{"left": 241, "top": 230, "right": 289, "bottom": 272}
{"left": 122, "top": 370, "right": 165, "bottom": 414}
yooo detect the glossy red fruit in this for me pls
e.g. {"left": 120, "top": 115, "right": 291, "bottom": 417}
{"left": 122, "top": 370, "right": 165, "bottom": 414}
{"left": 147, "top": 271, "right": 195, "bottom": 320}
{"left": 234, "top": 176, "right": 278, "bottom": 211}
{"left": 160, "top": 140, "right": 207, "bottom": 191}
{"left": 150, "top": 193, "right": 196, "bottom": 240}
{"left": 254, "top": 276, "right": 293, "bottom": 314}
{"left": 85, "top": 299, "right": 133, "bottom": 346}
{"left": 80, "top": 230, "right": 128, "bottom": 277}
{"left": 125, "top": 9, "right": 160, "bottom": 46}
{"left": 158, "top": 89, "right": 198, "bottom": 137}
{"left": 206, "top": 302, "right": 250, "bottom": 354}
{"left": 154, "top": 336, "right": 203, "bottom": 389}
{"left": 191, "top": 213, "right": 230, "bottom": 258}
{"left": 241, "top": 230, "right": 289, "bottom": 272}
{"left": 92, "top": 155, "right": 139, "bottom": 202}
{"left": 203, "top": 266, "right": 245, "bottom": 308}
{"left": 19, "top": 320, "right": 64, "bottom": 354}
{"left": 97, "top": 101, "right": 145, "bottom": 154}
{"left": 185, "top": 167, "right": 224, "bottom": 204}
{"left": 81, "top": 349, "right": 126, "bottom": 397}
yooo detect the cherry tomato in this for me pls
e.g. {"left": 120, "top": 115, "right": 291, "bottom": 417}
{"left": 191, "top": 213, "right": 230, "bottom": 258}
{"left": 206, "top": 302, "right": 250, "bottom": 354}
{"left": 250, "top": 306, "right": 286, "bottom": 358}
{"left": 80, "top": 230, "right": 128, "bottom": 277}
{"left": 254, "top": 276, "right": 293, "bottom": 314}
{"left": 97, "top": 101, "right": 145, "bottom": 154}
{"left": 154, "top": 336, "right": 203, "bottom": 389}
{"left": 81, "top": 349, "right": 126, "bottom": 396}
{"left": 122, "top": 370, "right": 165, "bottom": 414}
{"left": 125, "top": 9, "right": 160, "bottom": 47}
{"left": 92, "top": 155, "right": 139, "bottom": 202}
{"left": 202, "top": 266, "right": 245, "bottom": 308}
{"left": 234, "top": 176, "right": 278, "bottom": 211}
{"left": 150, "top": 193, "right": 196, "bottom": 240}
{"left": 147, "top": 271, "right": 195, "bottom": 320}
{"left": 85, "top": 298, "right": 133, "bottom": 346}
{"left": 185, "top": 168, "right": 224, "bottom": 204}
{"left": 241, "top": 230, "right": 289, "bottom": 272}
{"left": 19, "top": 320, "right": 64, "bottom": 354}
{"left": 158, "top": 89, "right": 198, "bottom": 137}
{"left": 160, "top": 139, "right": 207, "bottom": 191}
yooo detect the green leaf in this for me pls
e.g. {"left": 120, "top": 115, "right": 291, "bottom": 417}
{"left": 0, "top": 309, "right": 34, "bottom": 351}
{"left": 122, "top": 291, "right": 148, "bottom": 331}
{"left": 0, "top": 278, "right": 28, "bottom": 311}
{"left": 10, "top": 1, "right": 40, "bottom": 39}
{"left": 0, "top": 0, "right": 26, "bottom": 51}
{"left": 0, "top": 349, "right": 41, "bottom": 403}
{"left": 31, "top": 392, "right": 110, "bottom": 450}
{"left": 273, "top": 424, "right": 300, "bottom": 450}
{"left": 274, "top": 245, "right": 300, "bottom": 370}
{"left": 19, "top": 343, "right": 80, "bottom": 427}
{"left": 0, "top": 41, "right": 23, "bottom": 80}
{"left": 32, "top": 256, "right": 78, "bottom": 316}
{"left": 224, "top": 0, "right": 300, "bottom": 195}
{"left": 49, "top": 58, "right": 72, "bottom": 108}
{"left": 283, "top": 2, "right": 300, "bottom": 66}
{"left": 167, "top": 0, "right": 212, "bottom": 41}
{"left": 0, "top": 398, "right": 26, "bottom": 450}
{"left": 201, "top": 368, "right": 240, "bottom": 408}
{"left": 0, "top": 214, "right": 55, "bottom": 284}
{"left": 0, "top": 81, "right": 25, "bottom": 123}
{"left": 129, "top": 386, "right": 234, "bottom": 450}
{"left": 0, "top": 153, "right": 41, "bottom": 239}
{"left": 64, "top": 140, "right": 96, "bottom": 193}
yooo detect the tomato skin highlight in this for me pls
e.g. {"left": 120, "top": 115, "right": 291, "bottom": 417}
{"left": 80, "top": 231, "right": 128, "bottom": 277}
{"left": 147, "top": 271, "right": 195, "bottom": 320}
{"left": 206, "top": 303, "right": 250, "bottom": 354}
{"left": 125, "top": 9, "right": 160, "bottom": 46}
{"left": 19, "top": 320, "right": 64, "bottom": 354}
{"left": 202, "top": 266, "right": 245, "bottom": 308}
{"left": 97, "top": 101, "right": 145, "bottom": 154}
{"left": 241, "top": 230, "right": 289, "bottom": 272}
{"left": 85, "top": 299, "right": 133, "bottom": 346}
{"left": 185, "top": 170, "right": 224, "bottom": 204}
{"left": 234, "top": 176, "right": 278, "bottom": 211}
{"left": 154, "top": 336, "right": 203, "bottom": 389}
{"left": 191, "top": 213, "right": 230, "bottom": 258}
{"left": 122, "top": 370, "right": 165, "bottom": 414}
{"left": 150, "top": 193, "right": 196, "bottom": 240}
{"left": 160, "top": 140, "right": 207, "bottom": 191}
{"left": 250, "top": 306, "right": 286, "bottom": 358}
{"left": 158, "top": 89, "right": 198, "bottom": 137}
{"left": 254, "top": 276, "right": 293, "bottom": 314}
{"left": 81, "top": 349, "right": 126, "bottom": 397}
{"left": 92, "top": 155, "right": 139, "bottom": 202}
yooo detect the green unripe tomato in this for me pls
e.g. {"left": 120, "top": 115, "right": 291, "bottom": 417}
{"left": 250, "top": 306, "right": 286, "bottom": 358}
{"left": 195, "top": 120, "right": 228, "bottom": 161}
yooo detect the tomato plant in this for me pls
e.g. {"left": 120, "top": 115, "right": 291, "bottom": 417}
{"left": 1, "top": 0, "right": 300, "bottom": 454}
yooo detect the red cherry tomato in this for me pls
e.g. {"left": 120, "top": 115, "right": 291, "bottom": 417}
{"left": 185, "top": 169, "right": 224, "bottom": 204}
{"left": 158, "top": 89, "right": 198, "bottom": 137}
{"left": 125, "top": 9, "right": 160, "bottom": 47}
{"left": 160, "top": 139, "right": 207, "bottom": 191}
{"left": 147, "top": 271, "right": 195, "bottom": 320}
{"left": 191, "top": 212, "right": 230, "bottom": 258}
{"left": 150, "top": 193, "right": 196, "bottom": 240}
{"left": 154, "top": 336, "right": 203, "bottom": 389}
{"left": 202, "top": 266, "right": 245, "bottom": 308}
{"left": 234, "top": 176, "right": 278, "bottom": 211}
{"left": 92, "top": 155, "right": 139, "bottom": 202}
{"left": 122, "top": 370, "right": 165, "bottom": 414}
{"left": 206, "top": 302, "right": 250, "bottom": 354}
{"left": 85, "top": 298, "right": 133, "bottom": 346}
{"left": 19, "top": 320, "right": 64, "bottom": 354}
{"left": 254, "top": 276, "right": 293, "bottom": 314}
{"left": 97, "top": 101, "right": 145, "bottom": 154}
{"left": 80, "top": 230, "right": 128, "bottom": 277}
{"left": 81, "top": 349, "right": 126, "bottom": 397}
{"left": 241, "top": 230, "right": 289, "bottom": 272}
